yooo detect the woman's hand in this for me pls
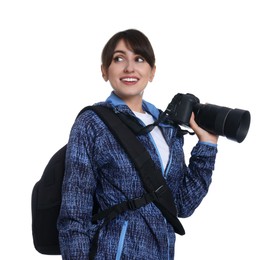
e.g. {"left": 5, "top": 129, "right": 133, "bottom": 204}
{"left": 189, "top": 113, "right": 219, "bottom": 144}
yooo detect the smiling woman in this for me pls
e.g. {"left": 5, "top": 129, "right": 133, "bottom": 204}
{"left": 101, "top": 39, "right": 156, "bottom": 112}
{"left": 101, "top": 30, "right": 156, "bottom": 112}
{"left": 57, "top": 29, "right": 218, "bottom": 260}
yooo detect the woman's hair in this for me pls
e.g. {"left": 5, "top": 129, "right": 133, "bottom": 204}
{"left": 101, "top": 29, "right": 156, "bottom": 70}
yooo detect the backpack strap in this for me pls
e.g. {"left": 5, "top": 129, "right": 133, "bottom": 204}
{"left": 90, "top": 105, "right": 185, "bottom": 236}
{"left": 92, "top": 184, "right": 166, "bottom": 222}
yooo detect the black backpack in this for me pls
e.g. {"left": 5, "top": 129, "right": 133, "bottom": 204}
{"left": 31, "top": 105, "right": 184, "bottom": 257}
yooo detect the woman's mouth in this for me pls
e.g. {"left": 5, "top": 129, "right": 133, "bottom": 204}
{"left": 120, "top": 77, "right": 139, "bottom": 84}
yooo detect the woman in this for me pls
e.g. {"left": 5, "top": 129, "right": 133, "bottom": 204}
{"left": 57, "top": 29, "right": 218, "bottom": 259}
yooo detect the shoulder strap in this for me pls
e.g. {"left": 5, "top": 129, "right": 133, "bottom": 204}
{"left": 91, "top": 105, "right": 185, "bottom": 235}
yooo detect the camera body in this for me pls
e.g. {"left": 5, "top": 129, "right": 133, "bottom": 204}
{"left": 166, "top": 93, "right": 251, "bottom": 143}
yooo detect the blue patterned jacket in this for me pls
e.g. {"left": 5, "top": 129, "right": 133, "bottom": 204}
{"left": 57, "top": 92, "right": 217, "bottom": 259}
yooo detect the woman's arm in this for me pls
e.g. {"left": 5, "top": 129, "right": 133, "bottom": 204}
{"left": 176, "top": 113, "right": 218, "bottom": 217}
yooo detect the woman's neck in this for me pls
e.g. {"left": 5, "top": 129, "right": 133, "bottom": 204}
{"left": 117, "top": 93, "right": 144, "bottom": 113}
{"left": 126, "top": 101, "right": 144, "bottom": 113}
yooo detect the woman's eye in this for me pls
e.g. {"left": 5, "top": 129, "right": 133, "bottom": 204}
{"left": 136, "top": 56, "right": 145, "bottom": 63}
{"left": 113, "top": 56, "right": 124, "bottom": 62}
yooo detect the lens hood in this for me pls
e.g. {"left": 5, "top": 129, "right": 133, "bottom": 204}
{"left": 224, "top": 109, "right": 251, "bottom": 143}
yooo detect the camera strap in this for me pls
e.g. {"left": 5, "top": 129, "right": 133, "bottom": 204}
{"left": 117, "top": 109, "right": 195, "bottom": 137}
{"left": 137, "top": 112, "right": 168, "bottom": 135}
{"left": 115, "top": 110, "right": 167, "bottom": 135}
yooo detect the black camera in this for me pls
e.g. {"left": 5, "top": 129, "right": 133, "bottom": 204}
{"left": 166, "top": 93, "right": 251, "bottom": 143}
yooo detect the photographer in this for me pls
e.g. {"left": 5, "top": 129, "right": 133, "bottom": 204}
{"left": 57, "top": 29, "right": 218, "bottom": 259}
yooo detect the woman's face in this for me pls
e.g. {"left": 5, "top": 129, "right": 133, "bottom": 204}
{"left": 101, "top": 39, "right": 156, "bottom": 102}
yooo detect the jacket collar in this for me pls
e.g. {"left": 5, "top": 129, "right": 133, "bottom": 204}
{"left": 106, "top": 92, "right": 160, "bottom": 120}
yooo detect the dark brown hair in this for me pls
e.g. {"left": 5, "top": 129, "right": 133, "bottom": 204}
{"left": 101, "top": 29, "right": 156, "bottom": 71}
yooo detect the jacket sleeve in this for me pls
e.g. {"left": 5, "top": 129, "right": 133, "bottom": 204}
{"left": 57, "top": 114, "right": 97, "bottom": 259}
{"left": 176, "top": 142, "right": 217, "bottom": 218}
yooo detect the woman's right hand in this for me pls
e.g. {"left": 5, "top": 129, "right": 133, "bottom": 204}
{"left": 189, "top": 113, "right": 218, "bottom": 144}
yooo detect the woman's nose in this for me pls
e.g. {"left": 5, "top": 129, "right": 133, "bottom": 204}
{"left": 124, "top": 61, "right": 135, "bottom": 73}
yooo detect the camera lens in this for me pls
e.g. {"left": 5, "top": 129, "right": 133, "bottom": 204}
{"left": 194, "top": 104, "right": 251, "bottom": 143}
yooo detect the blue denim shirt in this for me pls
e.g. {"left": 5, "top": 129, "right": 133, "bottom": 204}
{"left": 57, "top": 92, "right": 217, "bottom": 259}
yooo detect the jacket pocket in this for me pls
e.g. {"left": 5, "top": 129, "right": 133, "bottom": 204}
{"left": 116, "top": 220, "right": 128, "bottom": 260}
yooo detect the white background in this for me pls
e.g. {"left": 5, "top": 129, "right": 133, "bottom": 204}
{"left": 1, "top": 0, "right": 277, "bottom": 259}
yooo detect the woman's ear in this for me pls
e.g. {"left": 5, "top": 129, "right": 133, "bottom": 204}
{"left": 101, "top": 65, "right": 108, "bottom": 81}
{"left": 149, "top": 65, "right": 156, "bottom": 82}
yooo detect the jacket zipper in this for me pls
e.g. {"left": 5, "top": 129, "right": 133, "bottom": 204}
{"left": 116, "top": 221, "right": 129, "bottom": 260}
{"left": 163, "top": 128, "right": 173, "bottom": 178}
